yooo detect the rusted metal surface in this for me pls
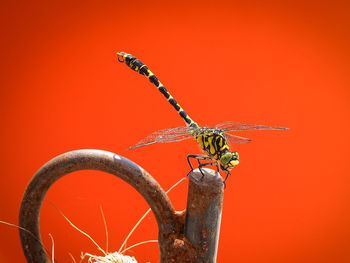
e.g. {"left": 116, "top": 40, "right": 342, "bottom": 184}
{"left": 19, "top": 150, "right": 224, "bottom": 263}
{"left": 19, "top": 150, "right": 178, "bottom": 262}
{"left": 184, "top": 168, "right": 224, "bottom": 262}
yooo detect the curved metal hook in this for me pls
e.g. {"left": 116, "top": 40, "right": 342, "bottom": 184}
{"left": 19, "top": 149, "right": 181, "bottom": 262}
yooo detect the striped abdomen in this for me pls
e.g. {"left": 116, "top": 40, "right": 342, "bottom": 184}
{"left": 117, "top": 52, "right": 198, "bottom": 128}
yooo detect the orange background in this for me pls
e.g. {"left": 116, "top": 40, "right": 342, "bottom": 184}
{"left": 1, "top": 1, "right": 349, "bottom": 262}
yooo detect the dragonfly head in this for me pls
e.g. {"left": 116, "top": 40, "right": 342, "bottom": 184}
{"left": 220, "top": 151, "right": 239, "bottom": 171}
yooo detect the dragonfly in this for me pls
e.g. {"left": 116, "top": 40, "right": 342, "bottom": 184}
{"left": 117, "top": 52, "right": 287, "bottom": 182}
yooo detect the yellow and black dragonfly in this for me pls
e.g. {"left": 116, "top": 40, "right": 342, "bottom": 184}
{"left": 117, "top": 52, "right": 287, "bottom": 182}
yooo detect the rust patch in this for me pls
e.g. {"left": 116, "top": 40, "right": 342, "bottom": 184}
{"left": 174, "top": 238, "right": 185, "bottom": 248}
{"left": 202, "top": 228, "right": 210, "bottom": 239}
{"left": 160, "top": 234, "right": 196, "bottom": 262}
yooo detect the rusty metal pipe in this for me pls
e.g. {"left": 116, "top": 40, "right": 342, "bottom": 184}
{"left": 184, "top": 168, "right": 224, "bottom": 262}
{"left": 19, "top": 149, "right": 178, "bottom": 263}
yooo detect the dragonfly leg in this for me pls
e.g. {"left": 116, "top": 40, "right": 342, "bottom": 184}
{"left": 216, "top": 163, "right": 220, "bottom": 172}
{"left": 187, "top": 155, "right": 196, "bottom": 171}
{"left": 198, "top": 162, "right": 217, "bottom": 180}
{"left": 187, "top": 154, "right": 214, "bottom": 179}
{"left": 223, "top": 171, "right": 231, "bottom": 189}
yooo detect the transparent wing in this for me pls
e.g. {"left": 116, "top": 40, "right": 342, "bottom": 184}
{"left": 216, "top": 121, "right": 288, "bottom": 132}
{"left": 225, "top": 133, "right": 252, "bottom": 144}
{"left": 128, "top": 126, "right": 194, "bottom": 150}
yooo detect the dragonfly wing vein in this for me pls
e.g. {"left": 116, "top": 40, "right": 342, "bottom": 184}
{"left": 225, "top": 133, "right": 252, "bottom": 144}
{"left": 216, "top": 121, "right": 288, "bottom": 131}
{"left": 128, "top": 126, "right": 193, "bottom": 150}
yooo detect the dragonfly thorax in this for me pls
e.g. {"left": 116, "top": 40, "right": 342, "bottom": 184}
{"left": 192, "top": 127, "right": 240, "bottom": 171}
{"left": 193, "top": 128, "right": 230, "bottom": 159}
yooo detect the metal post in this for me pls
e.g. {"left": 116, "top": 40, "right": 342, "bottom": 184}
{"left": 184, "top": 168, "right": 224, "bottom": 263}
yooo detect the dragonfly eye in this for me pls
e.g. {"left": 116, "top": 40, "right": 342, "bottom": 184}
{"left": 220, "top": 152, "right": 232, "bottom": 165}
